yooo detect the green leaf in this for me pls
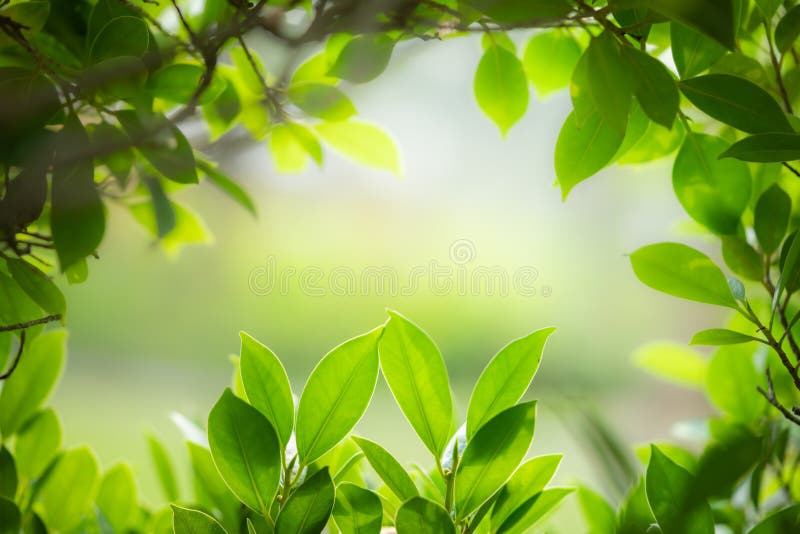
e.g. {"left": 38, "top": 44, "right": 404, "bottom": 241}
{"left": 202, "top": 77, "right": 241, "bottom": 140}
{"left": 721, "top": 132, "right": 800, "bottom": 162}
{"left": 456, "top": 401, "right": 537, "bottom": 519}
{"left": 652, "top": 0, "right": 735, "bottom": 49}
{"left": 690, "top": 328, "right": 760, "bottom": 345}
{"left": 633, "top": 342, "right": 708, "bottom": 388}
{"left": 239, "top": 332, "right": 294, "bottom": 446}
{"left": 749, "top": 504, "right": 800, "bottom": 534}
{"left": 490, "top": 454, "right": 563, "bottom": 529}
{"left": 624, "top": 47, "right": 679, "bottom": 128}
{"left": 0, "top": 1, "right": 50, "bottom": 47}
{"left": 466, "top": 327, "right": 554, "bottom": 438}
{"left": 646, "top": 446, "right": 714, "bottom": 534}
{"left": 585, "top": 32, "right": 632, "bottom": 135}
{"left": 721, "top": 236, "right": 763, "bottom": 281}
{"left": 670, "top": 22, "right": 726, "bottom": 78}
{"left": 482, "top": 31, "right": 516, "bottom": 54}
{"left": 378, "top": 311, "right": 453, "bottom": 458}
{"left": 315, "top": 121, "right": 400, "bottom": 175}
{"left": 288, "top": 83, "right": 356, "bottom": 121}
{"left": 328, "top": 35, "right": 394, "bottom": 83}
{"left": 0, "top": 330, "right": 66, "bottom": 437}
{"left": 395, "top": 497, "right": 455, "bottom": 534}
{"left": 207, "top": 389, "right": 281, "bottom": 516}
{"left": 116, "top": 110, "right": 198, "bottom": 184}
{"left": 147, "top": 433, "right": 179, "bottom": 501}
{"left": 0, "top": 448, "right": 16, "bottom": 500}
{"left": 474, "top": 43, "right": 529, "bottom": 135}
{"left": 577, "top": 487, "right": 616, "bottom": 534}
{"left": 15, "top": 408, "right": 61, "bottom": 481}
{"left": 705, "top": 345, "right": 763, "bottom": 421}
{"left": 148, "top": 64, "right": 227, "bottom": 105}
{"left": 754, "top": 0, "right": 781, "bottom": 19}
{"left": 0, "top": 272, "right": 41, "bottom": 328}
{"left": 332, "top": 482, "right": 383, "bottom": 534}
{"left": 171, "top": 505, "right": 227, "bottom": 534}
{"left": 680, "top": 74, "right": 792, "bottom": 133}
{"left": 755, "top": 184, "right": 790, "bottom": 255}
{"left": 776, "top": 6, "right": 800, "bottom": 54}
{"left": 268, "top": 122, "right": 323, "bottom": 173}
{"left": 186, "top": 442, "right": 239, "bottom": 530}
{"left": 570, "top": 49, "right": 594, "bottom": 127}
{"left": 630, "top": 242, "right": 737, "bottom": 308}
{"left": 89, "top": 15, "right": 149, "bottom": 63}
{"left": 672, "top": 133, "right": 751, "bottom": 234}
{"left": 91, "top": 122, "right": 134, "bottom": 186}
{"left": 554, "top": 110, "right": 625, "bottom": 199}
{"left": 275, "top": 467, "right": 335, "bottom": 534}
{"left": 296, "top": 327, "right": 381, "bottom": 464}
{"left": 462, "top": 0, "right": 572, "bottom": 23}
{"left": 523, "top": 30, "right": 581, "bottom": 97}
{"left": 38, "top": 446, "right": 100, "bottom": 532}
{"left": 496, "top": 487, "right": 573, "bottom": 534}
{"left": 0, "top": 498, "right": 20, "bottom": 534}
{"left": 7, "top": 259, "right": 65, "bottom": 316}
{"left": 96, "top": 463, "right": 138, "bottom": 533}
{"left": 197, "top": 161, "right": 256, "bottom": 216}
{"left": 51, "top": 115, "right": 106, "bottom": 271}
{"left": 352, "top": 436, "right": 419, "bottom": 501}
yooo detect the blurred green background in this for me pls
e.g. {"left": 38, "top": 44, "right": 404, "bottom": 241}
{"left": 54, "top": 35, "right": 726, "bottom": 526}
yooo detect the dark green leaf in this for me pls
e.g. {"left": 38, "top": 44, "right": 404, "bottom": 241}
{"left": 586, "top": 32, "right": 632, "bottom": 134}
{"left": 207, "top": 389, "right": 281, "bottom": 516}
{"left": 171, "top": 505, "right": 226, "bottom": 534}
{"left": 332, "top": 482, "right": 382, "bottom": 534}
{"left": 328, "top": 35, "right": 394, "bottom": 84}
{"left": 630, "top": 242, "right": 737, "bottom": 308}
{"left": 352, "top": 435, "right": 418, "bottom": 502}
{"left": 721, "top": 236, "right": 762, "bottom": 281}
{"left": 275, "top": 467, "right": 335, "bottom": 534}
{"left": 0, "top": 2, "right": 50, "bottom": 47}
{"left": 0, "top": 448, "right": 16, "bottom": 500}
{"left": 755, "top": 184, "right": 790, "bottom": 254}
{"left": 690, "top": 328, "right": 760, "bottom": 345}
{"left": 721, "top": 132, "right": 800, "bottom": 162}
{"left": 474, "top": 42, "right": 529, "bottom": 135}
{"left": 148, "top": 64, "right": 227, "bottom": 105}
{"left": 652, "top": 0, "right": 735, "bottom": 49}
{"left": 89, "top": 16, "right": 149, "bottom": 63}
{"left": 680, "top": 74, "right": 792, "bottom": 133}
{"left": 197, "top": 160, "right": 257, "bottom": 217}
{"left": 7, "top": 259, "right": 65, "bottom": 316}
{"left": 671, "top": 22, "right": 726, "bottom": 78}
{"left": 776, "top": 6, "right": 800, "bottom": 54}
{"left": 749, "top": 504, "right": 800, "bottom": 534}
{"left": 624, "top": 47, "right": 679, "bottom": 128}
{"left": 462, "top": 0, "right": 572, "bottom": 23}
{"left": 0, "top": 498, "right": 20, "bottom": 534}
{"left": 91, "top": 123, "right": 134, "bottom": 186}
{"left": 395, "top": 497, "right": 455, "bottom": 534}
{"left": 673, "top": 132, "right": 751, "bottom": 234}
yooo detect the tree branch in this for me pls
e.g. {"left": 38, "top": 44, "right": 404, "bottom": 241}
{"left": 0, "top": 314, "right": 62, "bottom": 333}
{"left": 0, "top": 329, "right": 25, "bottom": 380}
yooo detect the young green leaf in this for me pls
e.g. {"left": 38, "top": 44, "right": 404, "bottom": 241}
{"left": 680, "top": 74, "right": 792, "bottom": 133}
{"left": 523, "top": 30, "right": 581, "bottom": 97}
{"left": 378, "top": 311, "right": 454, "bottom": 458}
{"left": 652, "top": 0, "right": 735, "bottom": 49}
{"left": 197, "top": 160, "right": 256, "bottom": 217}
{"left": 395, "top": 497, "right": 455, "bottom": 534}
{"left": 96, "top": 463, "right": 138, "bottom": 533}
{"left": 706, "top": 345, "right": 763, "bottom": 422}
{"left": 147, "top": 433, "right": 179, "bottom": 501}
{"left": 0, "top": 330, "right": 66, "bottom": 437}
{"left": 7, "top": 259, "right": 66, "bottom": 316}
{"left": 148, "top": 64, "right": 227, "bottom": 105}
{"left": 269, "top": 122, "right": 323, "bottom": 173}
{"left": 187, "top": 442, "right": 239, "bottom": 532}
{"left": 690, "top": 328, "right": 760, "bottom": 346}
{"left": 554, "top": 110, "right": 625, "bottom": 199}
{"left": 288, "top": 83, "right": 356, "bottom": 121}
{"left": 474, "top": 42, "right": 529, "bottom": 136}
{"left": 352, "top": 436, "right": 419, "bottom": 501}
{"left": 456, "top": 401, "right": 537, "bottom": 519}
{"left": 14, "top": 408, "right": 61, "bottom": 481}
{"left": 328, "top": 35, "right": 394, "bottom": 83}
{"left": 240, "top": 331, "right": 294, "bottom": 448}
{"left": 171, "top": 505, "right": 227, "bottom": 534}
{"left": 646, "top": 446, "right": 714, "bottom": 534}
{"left": 577, "top": 486, "right": 616, "bottom": 534}
{"left": 670, "top": 22, "right": 726, "bottom": 79}
{"left": 624, "top": 47, "right": 679, "bottom": 128}
{"left": 775, "top": 6, "right": 800, "bottom": 54}
{"left": 203, "top": 78, "right": 241, "bottom": 140}
{"left": 332, "top": 482, "right": 383, "bottom": 534}
{"left": 672, "top": 133, "right": 751, "bottom": 235}
{"left": 315, "top": 121, "right": 400, "bottom": 175}
{"left": 38, "top": 446, "right": 100, "bottom": 532}
{"left": 585, "top": 32, "right": 632, "bottom": 135}
{"left": 296, "top": 327, "right": 381, "bottom": 465}
{"left": 721, "top": 236, "right": 763, "bottom": 281}
{"left": 207, "top": 389, "right": 281, "bottom": 516}
{"left": 466, "top": 327, "right": 554, "bottom": 438}
{"left": 275, "top": 467, "right": 335, "bottom": 534}
{"left": 496, "top": 487, "right": 573, "bottom": 534}
{"left": 630, "top": 242, "right": 737, "bottom": 308}
{"left": 720, "top": 132, "right": 800, "bottom": 162}
{"left": 633, "top": 342, "right": 708, "bottom": 389}
{"left": 755, "top": 184, "right": 790, "bottom": 255}
{"left": 490, "top": 454, "right": 563, "bottom": 528}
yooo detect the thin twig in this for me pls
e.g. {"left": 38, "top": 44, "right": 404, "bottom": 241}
{"left": 0, "top": 330, "right": 25, "bottom": 380}
{"left": 0, "top": 314, "right": 62, "bottom": 333}
{"left": 758, "top": 367, "right": 800, "bottom": 426}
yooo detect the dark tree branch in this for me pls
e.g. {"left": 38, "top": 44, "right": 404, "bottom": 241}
{"left": 0, "top": 329, "right": 25, "bottom": 380}
{"left": 0, "top": 314, "right": 62, "bottom": 333}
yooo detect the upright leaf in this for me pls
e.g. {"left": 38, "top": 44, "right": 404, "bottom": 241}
{"left": 490, "top": 454, "right": 563, "bottom": 528}
{"left": 466, "top": 327, "right": 554, "bottom": 438}
{"left": 147, "top": 433, "right": 179, "bottom": 501}
{"left": 705, "top": 345, "right": 763, "bottom": 421}
{"left": 630, "top": 242, "right": 737, "bottom": 308}
{"left": 775, "top": 6, "right": 800, "bottom": 54}
{"left": 275, "top": 467, "right": 335, "bottom": 534}
{"left": 332, "top": 482, "right": 383, "bottom": 534}
{"left": 96, "top": 463, "right": 138, "bottom": 533}
{"left": 755, "top": 184, "right": 790, "bottom": 254}
{"left": 395, "top": 497, "right": 455, "bottom": 534}
{"left": 496, "top": 487, "right": 573, "bottom": 534}
{"left": 352, "top": 436, "right": 418, "bottom": 502}
{"left": 577, "top": 487, "right": 617, "bottom": 534}
{"left": 240, "top": 331, "right": 294, "bottom": 448}
{"left": 207, "top": 389, "right": 281, "bottom": 516}
{"left": 624, "top": 47, "right": 679, "bottom": 128}
{"left": 379, "top": 311, "right": 453, "bottom": 458}
{"left": 672, "top": 133, "right": 751, "bottom": 234}
{"left": 37, "top": 446, "right": 100, "bottom": 532}
{"left": 474, "top": 42, "right": 529, "bottom": 135}
{"left": 14, "top": 408, "right": 61, "bottom": 481}
{"left": 296, "top": 327, "right": 381, "bottom": 464}
{"left": 456, "top": 402, "right": 537, "bottom": 519}
{"left": 585, "top": 32, "right": 632, "bottom": 134}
